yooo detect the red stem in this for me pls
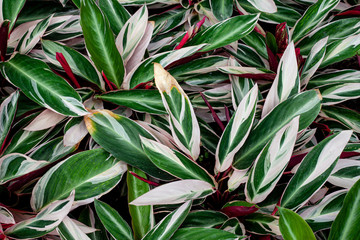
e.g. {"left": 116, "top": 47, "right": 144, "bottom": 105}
{"left": 0, "top": 20, "right": 10, "bottom": 62}
{"left": 56, "top": 52, "right": 81, "bottom": 88}
{"left": 129, "top": 171, "right": 160, "bottom": 187}
{"left": 102, "top": 71, "right": 117, "bottom": 91}
{"left": 199, "top": 92, "right": 225, "bottom": 131}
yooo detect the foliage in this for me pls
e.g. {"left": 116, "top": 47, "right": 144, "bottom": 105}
{"left": 0, "top": 0, "right": 360, "bottom": 239}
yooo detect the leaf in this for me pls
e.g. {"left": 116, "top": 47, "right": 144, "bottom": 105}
{"left": 31, "top": 148, "right": 127, "bottom": 211}
{"left": 143, "top": 201, "right": 191, "bottom": 240}
{"left": 24, "top": 109, "right": 66, "bottom": 131}
{"left": 63, "top": 120, "right": 88, "bottom": 147}
{"left": 150, "top": 8, "right": 190, "bottom": 35}
{"left": 262, "top": 42, "right": 299, "bottom": 117}
{"left": 319, "top": 82, "right": 360, "bottom": 105}
{"left": 130, "top": 180, "right": 215, "bottom": 206}
{"left": 84, "top": 109, "right": 171, "bottom": 180}
{"left": 328, "top": 179, "right": 360, "bottom": 240}
{"left": 171, "top": 227, "right": 241, "bottom": 240}
{"left": 116, "top": 6, "right": 148, "bottom": 64}
{"left": 321, "top": 106, "right": 360, "bottom": 133}
{"left": 300, "top": 37, "right": 327, "bottom": 87}
{"left": 42, "top": 40, "right": 104, "bottom": 90}
{"left": 57, "top": 217, "right": 92, "bottom": 240}
{"left": 96, "top": 90, "right": 166, "bottom": 114}
{"left": 0, "top": 91, "right": 19, "bottom": 152}
{"left": 80, "top": 0, "right": 124, "bottom": 88}
{"left": 0, "top": 206, "right": 15, "bottom": 224}
{"left": 221, "top": 201, "right": 259, "bottom": 217}
{"left": 0, "top": 153, "right": 48, "bottom": 184}
{"left": 244, "top": 213, "right": 280, "bottom": 235}
{"left": 154, "top": 63, "right": 201, "bottom": 160}
{"left": 215, "top": 84, "right": 258, "bottom": 172}
{"left": 1, "top": 0, "right": 26, "bottom": 30}
{"left": 182, "top": 210, "right": 228, "bottom": 228}
{"left": 141, "top": 137, "right": 215, "bottom": 185}
{"left": 210, "top": 0, "right": 233, "bottom": 21}
{"left": 281, "top": 131, "right": 352, "bottom": 211}
{"left": 94, "top": 200, "right": 133, "bottom": 240}
{"left": 127, "top": 166, "right": 153, "bottom": 240}
{"left": 291, "top": 0, "right": 340, "bottom": 42}
{"left": 278, "top": 207, "right": 316, "bottom": 240}
{"left": 300, "top": 190, "right": 347, "bottom": 231}
{"left": 1, "top": 54, "right": 88, "bottom": 117}
{"left": 185, "top": 14, "right": 259, "bottom": 52}
{"left": 5, "top": 191, "right": 74, "bottom": 239}
{"left": 99, "top": 0, "right": 130, "bottom": 35}
{"left": 233, "top": 90, "right": 321, "bottom": 170}
{"left": 308, "top": 70, "right": 360, "bottom": 89}
{"left": 320, "top": 34, "right": 360, "bottom": 68}
{"left": 328, "top": 159, "right": 360, "bottom": 189}
{"left": 244, "top": 0, "right": 277, "bottom": 13}
{"left": 125, "top": 45, "right": 205, "bottom": 89}
{"left": 297, "top": 18, "right": 360, "bottom": 55}
{"left": 220, "top": 217, "right": 245, "bottom": 235}
{"left": 246, "top": 117, "right": 299, "bottom": 203}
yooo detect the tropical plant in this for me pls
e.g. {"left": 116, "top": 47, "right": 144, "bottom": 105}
{"left": 0, "top": 0, "right": 360, "bottom": 239}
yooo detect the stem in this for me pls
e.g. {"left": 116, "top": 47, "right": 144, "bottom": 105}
{"left": 56, "top": 52, "right": 81, "bottom": 88}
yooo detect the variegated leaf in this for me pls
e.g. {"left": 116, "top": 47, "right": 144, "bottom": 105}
{"left": 244, "top": 213, "right": 280, "bottom": 235}
{"left": 124, "top": 45, "right": 205, "bottom": 89}
{"left": 0, "top": 153, "right": 48, "bottom": 184}
{"left": 154, "top": 63, "right": 201, "bottom": 160}
{"left": 319, "top": 83, "right": 360, "bottom": 105}
{"left": 94, "top": 200, "right": 133, "bottom": 240}
{"left": 210, "top": 0, "right": 233, "bottom": 21}
{"left": 0, "top": 0, "right": 26, "bottom": 30}
{"left": 228, "top": 169, "right": 248, "bottom": 192}
{"left": 262, "top": 42, "right": 299, "bottom": 117}
{"left": 63, "top": 120, "right": 88, "bottom": 147}
{"left": 57, "top": 216, "right": 91, "bottom": 240}
{"left": 80, "top": 0, "right": 124, "bottom": 88}
{"left": 291, "top": 0, "right": 340, "bottom": 42}
{"left": 308, "top": 70, "right": 360, "bottom": 89}
{"left": 130, "top": 180, "right": 215, "bottom": 206}
{"left": 300, "top": 37, "right": 327, "bottom": 87}
{"left": 321, "top": 106, "right": 360, "bottom": 133}
{"left": 117, "top": 0, "right": 179, "bottom": 5}
{"left": 182, "top": 210, "right": 228, "bottom": 228}
{"left": 0, "top": 206, "right": 15, "bottom": 224}
{"left": 5, "top": 191, "right": 74, "bottom": 239}
{"left": 141, "top": 137, "right": 215, "bottom": 185}
{"left": 0, "top": 91, "right": 19, "bottom": 152}
{"left": 244, "top": 0, "right": 277, "bottom": 13}
{"left": 99, "top": 0, "right": 130, "bottom": 35}
{"left": 281, "top": 131, "right": 352, "bottom": 211}
{"left": 150, "top": 8, "right": 190, "bottom": 35}
{"left": 171, "top": 227, "right": 241, "bottom": 240}
{"left": 1, "top": 54, "right": 88, "bottom": 117}
{"left": 116, "top": 6, "right": 148, "bottom": 64}
{"left": 31, "top": 149, "right": 127, "bottom": 211}
{"left": 142, "top": 201, "right": 191, "bottom": 240}
{"left": 246, "top": 117, "right": 299, "bottom": 203}
{"left": 299, "top": 190, "right": 347, "bottom": 231}
{"left": 185, "top": 14, "right": 259, "bottom": 52}
{"left": 215, "top": 84, "right": 258, "bottom": 172}
{"left": 328, "top": 159, "right": 360, "bottom": 189}
{"left": 233, "top": 90, "right": 321, "bottom": 170}
{"left": 220, "top": 217, "right": 246, "bottom": 235}
{"left": 84, "top": 109, "right": 172, "bottom": 180}
{"left": 320, "top": 33, "right": 360, "bottom": 68}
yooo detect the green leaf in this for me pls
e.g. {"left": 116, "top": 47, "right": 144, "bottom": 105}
{"left": 291, "top": 0, "right": 340, "bottom": 42}
{"left": 246, "top": 117, "right": 299, "bottom": 203}
{"left": 281, "top": 131, "right": 352, "bottom": 211}
{"left": 31, "top": 148, "right": 127, "bottom": 211}
{"left": 150, "top": 8, "right": 190, "bottom": 35}
{"left": 210, "top": 0, "right": 233, "bottom": 21}
{"left": 321, "top": 106, "right": 360, "bottom": 133}
{"left": 307, "top": 70, "right": 360, "bottom": 89}
{"left": 84, "top": 109, "right": 172, "bottom": 180}
{"left": 154, "top": 63, "right": 201, "bottom": 160}
{"left": 329, "top": 179, "right": 360, "bottom": 240}
{"left": 215, "top": 84, "right": 258, "bottom": 172}
{"left": 143, "top": 201, "right": 191, "bottom": 240}
{"left": 233, "top": 90, "right": 321, "bottom": 170}
{"left": 182, "top": 210, "right": 228, "bottom": 228}
{"left": 0, "top": 91, "right": 19, "bottom": 153}
{"left": 42, "top": 40, "right": 104, "bottom": 90}
{"left": 99, "top": 0, "right": 130, "bottom": 35}
{"left": 80, "top": 0, "right": 124, "bottom": 88}
{"left": 244, "top": 213, "right": 280, "bottom": 235}
{"left": 130, "top": 180, "right": 215, "bottom": 206}
{"left": 1, "top": 54, "right": 88, "bottom": 117}
{"left": 127, "top": 166, "right": 153, "bottom": 240}
{"left": 96, "top": 90, "right": 166, "bottom": 114}
{"left": 185, "top": 14, "right": 259, "bottom": 52}
{"left": 141, "top": 137, "right": 215, "bottom": 185}
{"left": 318, "top": 82, "right": 360, "bottom": 105}
{"left": 1, "top": 0, "right": 26, "bottom": 30}
{"left": 329, "top": 159, "right": 360, "bottom": 189}
{"left": 171, "top": 227, "right": 242, "bottom": 240}
{"left": 278, "top": 207, "right": 316, "bottom": 240}
{"left": 5, "top": 191, "right": 74, "bottom": 239}
{"left": 94, "top": 200, "right": 133, "bottom": 240}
